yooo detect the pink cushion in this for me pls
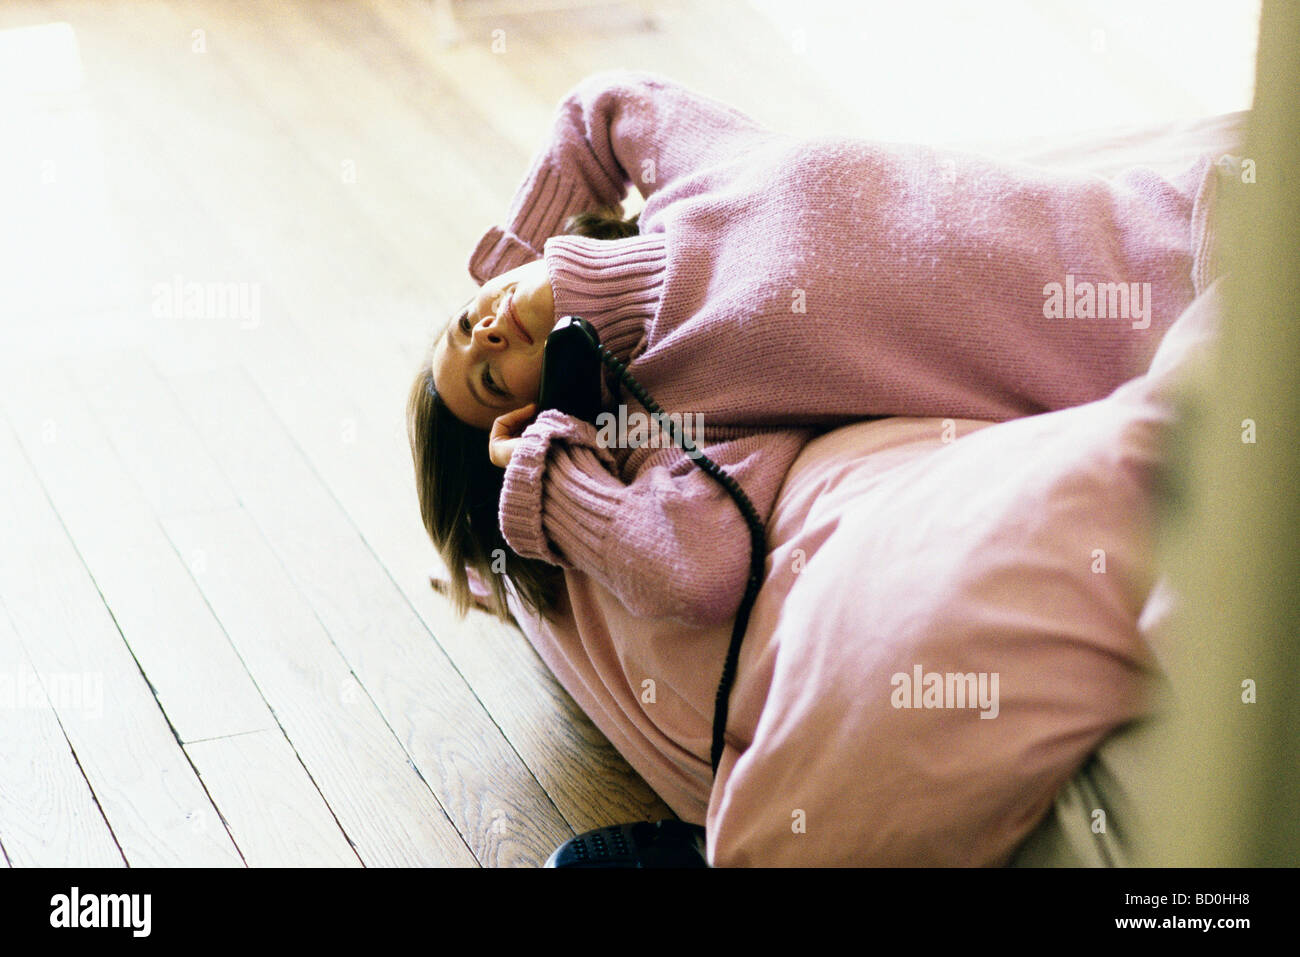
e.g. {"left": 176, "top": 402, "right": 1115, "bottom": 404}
{"left": 497, "top": 284, "right": 1222, "bottom": 865}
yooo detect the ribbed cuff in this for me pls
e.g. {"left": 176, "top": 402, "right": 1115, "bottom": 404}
{"left": 467, "top": 166, "right": 591, "bottom": 284}
{"left": 498, "top": 409, "right": 623, "bottom": 566}
{"left": 543, "top": 232, "right": 668, "bottom": 364}
{"left": 467, "top": 226, "right": 540, "bottom": 286}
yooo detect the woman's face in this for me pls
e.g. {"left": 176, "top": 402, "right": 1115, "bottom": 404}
{"left": 431, "top": 258, "right": 556, "bottom": 431}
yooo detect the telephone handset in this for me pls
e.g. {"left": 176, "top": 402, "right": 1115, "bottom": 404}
{"left": 537, "top": 316, "right": 603, "bottom": 424}
{"left": 534, "top": 315, "right": 765, "bottom": 781}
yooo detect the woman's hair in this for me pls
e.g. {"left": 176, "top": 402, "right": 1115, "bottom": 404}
{"left": 408, "top": 206, "right": 640, "bottom": 622}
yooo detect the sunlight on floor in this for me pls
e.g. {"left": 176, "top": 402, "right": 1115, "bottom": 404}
{"left": 0, "top": 21, "right": 126, "bottom": 342}
{"left": 745, "top": 0, "right": 1261, "bottom": 142}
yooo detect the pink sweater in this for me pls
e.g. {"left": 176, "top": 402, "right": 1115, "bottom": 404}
{"left": 468, "top": 70, "right": 1218, "bottom": 628}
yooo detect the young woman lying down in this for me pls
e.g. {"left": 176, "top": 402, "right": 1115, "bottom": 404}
{"left": 408, "top": 69, "right": 1218, "bottom": 633}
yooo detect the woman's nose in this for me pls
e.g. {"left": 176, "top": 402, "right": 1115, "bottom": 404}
{"left": 470, "top": 287, "right": 511, "bottom": 349}
{"left": 471, "top": 316, "right": 508, "bottom": 351}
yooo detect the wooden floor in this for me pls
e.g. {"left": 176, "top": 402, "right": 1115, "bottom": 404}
{"left": 0, "top": 0, "right": 1258, "bottom": 866}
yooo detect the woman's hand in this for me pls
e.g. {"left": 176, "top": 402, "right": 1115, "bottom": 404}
{"left": 488, "top": 403, "right": 539, "bottom": 468}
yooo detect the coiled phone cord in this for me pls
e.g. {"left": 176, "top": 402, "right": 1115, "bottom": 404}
{"left": 590, "top": 342, "right": 767, "bottom": 778}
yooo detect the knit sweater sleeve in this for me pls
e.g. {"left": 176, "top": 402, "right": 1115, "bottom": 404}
{"left": 468, "top": 68, "right": 772, "bottom": 283}
{"left": 498, "top": 409, "right": 813, "bottom": 628}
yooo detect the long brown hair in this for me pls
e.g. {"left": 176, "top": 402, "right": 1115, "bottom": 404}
{"left": 408, "top": 206, "right": 640, "bottom": 621}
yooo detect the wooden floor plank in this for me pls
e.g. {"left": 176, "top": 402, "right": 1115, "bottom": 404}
{"left": 158, "top": 502, "right": 478, "bottom": 866}
{"left": 50, "top": 337, "right": 475, "bottom": 865}
{"left": 5, "top": 351, "right": 449, "bottom": 866}
{"left": 0, "top": 609, "right": 125, "bottom": 867}
{"left": 364, "top": 0, "right": 560, "bottom": 172}
{"left": 0, "top": 361, "right": 277, "bottom": 745}
{"left": 151, "top": 0, "right": 498, "bottom": 317}
{"left": 0, "top": 420, "right": 244, "bottom": 867}
{"left": 184, "top": 730, "right": 362, "bottom": 867}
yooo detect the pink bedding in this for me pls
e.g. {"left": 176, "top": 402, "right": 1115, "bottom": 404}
{"left": 434, "top": 114, "right": 1244, "bottom": 865}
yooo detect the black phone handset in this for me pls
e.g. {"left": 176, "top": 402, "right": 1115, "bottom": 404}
{"left": 537, "top": 316, "right": 766, "bottom": 778}
{"left": 536, "top": 316, "right": 604, "bottom": 425}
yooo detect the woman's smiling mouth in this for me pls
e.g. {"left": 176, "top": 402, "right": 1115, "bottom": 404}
{"left": 506, "top": 292, "right": 534, "bottom": 346}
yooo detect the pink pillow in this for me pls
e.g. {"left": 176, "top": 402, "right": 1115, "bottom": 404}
{"left": 706, "top": 285, "right": 1220, "bottom": 865}
{"left": 708, "top": 411, "right": 1160, "bottom": 864}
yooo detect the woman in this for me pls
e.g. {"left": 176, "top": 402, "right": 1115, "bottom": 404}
{"left": 408, "top": 69, "right": 1220, "bottom": 628}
